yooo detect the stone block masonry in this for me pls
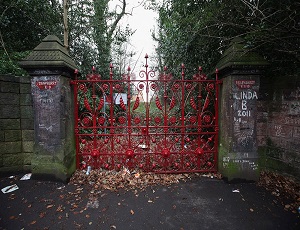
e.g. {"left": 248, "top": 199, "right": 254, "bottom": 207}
{"left": 257, "top": 79, "right": 300, "bottom": 178}
{"left": 218, "top": 75, "right": 261, "bottom": 182}
{"left": 216, "top": 37, "right": 268, "bottom": 182}
{"left": 19, "top": 35, "right": 77, "bottom": 182}
{"left": 0, "top": 75, "right": 34, "bottom": 173}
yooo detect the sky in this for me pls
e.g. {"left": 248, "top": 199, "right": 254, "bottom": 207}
{"left": 109, "top": 0, "right": 159, "bottom": 71}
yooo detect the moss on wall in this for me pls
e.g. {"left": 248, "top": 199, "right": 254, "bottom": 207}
{"left": 258, "top": 141, "right": 300, "bottom": 179}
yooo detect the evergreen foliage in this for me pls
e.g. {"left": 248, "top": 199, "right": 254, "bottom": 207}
{"left": 0, "top": 0, "right": 133, "bottom": 77}
{"left": 155, "top": 0, "right": 300, "bottom": 76}
{"left": 0, "top": 0, "right": 61, "bottom": 75}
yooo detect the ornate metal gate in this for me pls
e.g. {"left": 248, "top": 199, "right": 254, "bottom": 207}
{"left": 73, "top": 55, "right": 219, "bottom": 173}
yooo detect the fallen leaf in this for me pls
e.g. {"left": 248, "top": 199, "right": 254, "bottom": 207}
{"left": 30, "top": 220, "right": 37, "bottom": 225}
{"left": 130, "top": 209, "right": 134, "bottom": 215}
{"left": 86, "top": 214, "right": 90, "bottom": 218}
{"left": 69, "top": 169, "right": 217, "bottom": 192}
{"left": 39, "top": 212, "right": 46, "bottom": 218}
{"left": 134, "top": 173, "right": 140, "bottom": 178}
{"left": 250, "top": 208, "right": 254, "bottom": 212}
{"left": 257, "top": 170, "right": 300, "bottom": 214}
{"left": 9, "top": 216, "right": 15, "bottom": 220}
{"left": 46, "top": 204, "right": 54, "bottom": 209}
{"left": 110, "top": 225, "right": 117, "bottom": 229}
{"left": 56, "top": 205, "right": 64, "bottom": 212}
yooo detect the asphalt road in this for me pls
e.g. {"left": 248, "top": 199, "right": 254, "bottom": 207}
{"left": 0, "top": 174, "right": 299, "bottom": 230}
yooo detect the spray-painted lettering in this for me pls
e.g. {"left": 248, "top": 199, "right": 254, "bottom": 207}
{"left": 234, "top": 90, "right": 258, "bottom": 117}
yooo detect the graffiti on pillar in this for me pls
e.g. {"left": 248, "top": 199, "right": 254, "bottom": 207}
{"left": 32, "top": 76, "right": 61, "bottom": 152}
{"left": 222, "top": 156, "right": 258, "bottom": 171}
{"left": 232, "top": 79, "right": 259, "bottom": 151}
{"left": 233, "top": 82, "right": 258, "bottom": 118}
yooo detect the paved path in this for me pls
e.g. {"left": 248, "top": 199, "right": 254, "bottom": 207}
{"left": 0, "top": 174, "right": 299, "bottom": 229}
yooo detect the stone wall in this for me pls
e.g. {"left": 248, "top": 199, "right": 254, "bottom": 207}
{"left": 0, "top": 75, "right": 34, "bottom": 173}
{"left": 257, "top": 75, "right": 300, "bottom": 178}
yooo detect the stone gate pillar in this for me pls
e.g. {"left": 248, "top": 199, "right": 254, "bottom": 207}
{"left": 216, "top": 38, "right": 268, "bottom": 182}
{"left": 20, "top": 35, "right": 77, "bottom": 182}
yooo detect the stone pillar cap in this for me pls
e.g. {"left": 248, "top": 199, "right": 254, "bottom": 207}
{"left": 19, "top": 35, "right": 77, "bottom": 72}
{"left": 216, "top": 37, "right": 269, "bottom": 74}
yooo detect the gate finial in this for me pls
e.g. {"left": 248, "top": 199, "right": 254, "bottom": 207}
{"left": 110, "top": 63, "right": 114, "bottom": 79}
{"left": 145, "top": 54, "right": 149, "bottom": 68}
{"left": 181, "top": 63, "right": 185, "bottom": 78}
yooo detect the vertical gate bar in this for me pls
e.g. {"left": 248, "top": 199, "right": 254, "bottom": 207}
{"left": 180, "top": 64, "right": 185, "bottom": 169}
{"left": 197, "top": 68, "right": 203, "bottom": 168}
{"left": 73, "top": 69, "right": 80, "bottom": 169}
{"left": 163, "top": 68, "right": 167, "bottom": 149}
{"left": 127, "top": 66, "right": 132, "bottom": 149}
{"left": 144, "top": 55, "right": 150, "bottom": 170}
{"left": 163, "top": 68, "right": 168, "bottom": 170}
{"left": 214, "top": 69, "right": 220, "bottom": 171}
{"left": 109, "top": 64, "right": 115, "bottom": 168}
{"left": 92, "top": 68, "right": 97, "bottom": 168}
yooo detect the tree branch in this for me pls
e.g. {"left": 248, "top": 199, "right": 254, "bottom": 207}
{"left": 63, "top": 0, "right": 69, "bottom": 50}
{"left": 0, "top": 0, "right": 20, "bottom": 22}
{"left": 0, "top": 30, "right": 12, "bottom": 62}
{"left": 107, "top": 0, "right": 126, "bottom": 39}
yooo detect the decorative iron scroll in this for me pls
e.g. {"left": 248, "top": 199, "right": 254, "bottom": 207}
{"left": 73, "top": 55, "right": 220, "bottom": 173}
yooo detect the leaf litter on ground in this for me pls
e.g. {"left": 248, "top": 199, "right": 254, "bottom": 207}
{"left": 69, "top": 168, "right": 299, "bottom": 214}
{"left": 69, "top": 168, "right": 222, "bottom": 194}
{"left": 257, "top": 170, "right": 300, "bottom": 214}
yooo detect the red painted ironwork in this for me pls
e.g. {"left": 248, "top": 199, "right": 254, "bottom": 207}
{"left": 73, "top": 55, "right": 220, "bottom": 173}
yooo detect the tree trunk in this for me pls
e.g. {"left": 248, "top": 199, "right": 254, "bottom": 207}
{"left": 63, "top": 0, "right": 69, "bottom": 50}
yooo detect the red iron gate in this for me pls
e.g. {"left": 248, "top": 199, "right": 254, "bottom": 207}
{"left": 73, "top": 55, "right": 219, "bottom": 173}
